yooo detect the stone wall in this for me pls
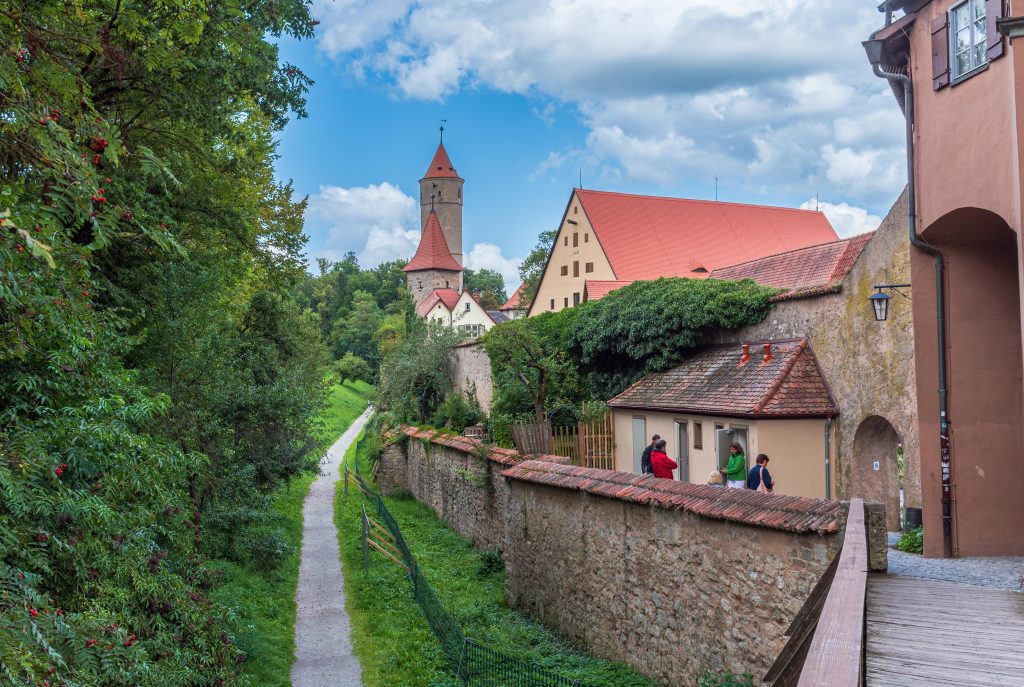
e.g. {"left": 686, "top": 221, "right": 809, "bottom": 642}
{"left": 730, "top": 191, "right": 919, "bottom": 527}
{"left": 380, "top": 427, "right": 887, "bottom": 685}
{"left": 451, "top": 340, "right": 493, "bottom": 412}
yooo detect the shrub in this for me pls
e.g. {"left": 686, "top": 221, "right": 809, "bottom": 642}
{"left": 336, "top": 352, "right": 372, "bottom": 384}
{"left": 699, "top": 672, "right": 755, "bottom": 687}
{"left": 896, "top": 526, "right": 924, "bottom": 554}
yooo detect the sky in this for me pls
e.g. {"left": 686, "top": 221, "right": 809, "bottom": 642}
{"left": 276, "top": 0, "right": 907, "bottom": 292}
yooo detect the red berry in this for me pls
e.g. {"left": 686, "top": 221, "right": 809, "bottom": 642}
{"left": 38, "top": 533, "right": 47, "bottom": 542}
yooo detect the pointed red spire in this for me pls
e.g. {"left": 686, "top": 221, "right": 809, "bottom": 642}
{"left": 422, "top": 142, "right": 460, "bottom": 179}
{"left": 403, "top": 211, "right": 461, "bottom": 272}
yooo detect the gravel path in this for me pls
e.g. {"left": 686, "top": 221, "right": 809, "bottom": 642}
{"left": 291, "top": 409, "right": 372, "bottom": 687}
{"left": 886, "top": 532, "right": 1024, "bottom": 592}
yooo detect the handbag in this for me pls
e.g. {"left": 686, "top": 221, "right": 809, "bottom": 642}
{"left": 756, "top": 466, "right": 769, "bottom": 494}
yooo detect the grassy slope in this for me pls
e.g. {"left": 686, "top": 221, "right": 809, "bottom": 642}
{"left": 336, "top": 434, "right": 656, "bottom": 687}
{"left": 212, "top": 380, "right": 372, "bottom": 687}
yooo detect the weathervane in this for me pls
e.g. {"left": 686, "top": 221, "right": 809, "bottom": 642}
{"left": 439, "top": 119, "right": 446, "bottom": 143}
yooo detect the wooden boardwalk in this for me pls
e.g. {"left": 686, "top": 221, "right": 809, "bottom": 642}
{"left": 865, "top": 574, "right": 1024, "bottom": 686}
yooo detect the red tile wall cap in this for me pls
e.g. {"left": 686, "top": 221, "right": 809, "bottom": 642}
{"left": 397, "top": 425, "right": 532, "bottom": 467}
{"left": 502, "top": 460, "right": 845, "bottom": 535}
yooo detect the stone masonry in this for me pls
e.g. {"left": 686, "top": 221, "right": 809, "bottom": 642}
{"left": 451, "top": 340, "right": 493, "bottom": 413}
{"left": 380, "top": 426, "right": 888, "bottom": 685}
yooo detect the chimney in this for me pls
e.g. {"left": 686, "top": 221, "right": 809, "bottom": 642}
{"left": 761, "top": 343, "right": 773, "bottom": 365}
{"left": 738, "top": 343, "right": 751, "bottom": 366}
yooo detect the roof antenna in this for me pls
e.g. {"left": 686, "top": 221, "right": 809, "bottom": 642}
{"left": 439, "top": 119, "right": 446, "bottom": 144}
{"left": 579, "top": 169, "right": 583, "bottom": 189}
{"left": 715, "top": 175, "right": 719, "bottom": 202}
{"left": 816, "top": 193, "right": 819, "bottom": 212}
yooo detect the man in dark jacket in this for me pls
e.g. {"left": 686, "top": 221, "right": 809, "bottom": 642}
{"left": 640, "top": 434, "right": 660, "bottom": 475}
{"left": 747, "top": 453, "right": 774, "bottom": 493}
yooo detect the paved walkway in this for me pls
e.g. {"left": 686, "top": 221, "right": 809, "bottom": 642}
{"left": 886, "top": 532, "right": 1024, "bottom": 591}
{"left": 291, "top": 409, "right": 372, "bottom": 687}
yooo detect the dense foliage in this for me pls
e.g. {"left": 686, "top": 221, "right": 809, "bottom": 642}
{"left": 484, "top": 278, "right": 779, "bottom": 431}
{"left": 373, "top": 322, "right": 464, "bottom": 426}
{"left": 463, "top": 267, "right": 507, "bottom": 310}
{"left": 517, "top": 229, "right": 557, "bottom": 310}
{"left": 0, "top": 1, "right": 329, "bottom": 684}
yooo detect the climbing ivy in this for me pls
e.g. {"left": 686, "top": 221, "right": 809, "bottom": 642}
{"left": 485, "top": 278, "right": 779, "bottom": 428}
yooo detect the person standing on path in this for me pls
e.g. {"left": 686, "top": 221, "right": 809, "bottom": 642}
{"left": 641, "top": 433, "right": 660, "bottom": 475}
{"left": 650, "top": 439, "right": 677, "bottom": 479}
{"left": 291, "top": 409, "right": 372, "bottom": 687}
{"left": 724, "top": 442, "right": 747, "bottom": 488}
{"left": 747, "top": 453, "right": 774, "bottom": 493}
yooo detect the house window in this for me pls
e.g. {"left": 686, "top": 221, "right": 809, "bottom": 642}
{"left": 693, "top": 422, "right": 702, "bottom": 449}
{"left": 563, "top": 297, "right": 569, "bottom": 308}
{"left": 550, "top": 298, "right": 555, "bottom": 309}
{"left": 584, "top": 233, "right": 589, "bottom": 243}
{"left": 465, "top": 302, "right": 471, "bottom": 312}
{"left": 573, "top": 261, "right": 579, "bottom": 277}
{"left": 574, "top": 206, "right": 578, "bottom": 215}
{"left": 573, "top": 292, "right": 580, "bottom": 306}
{"left": 585, "top": 262, "right": 594, "bottom": 273}
{"left": 564, "top": 235, "right": 569, "bottom": 247}
{"left": 950, "top": 0, "right": 987, "bottom": 80}
{"left": 560, "top": 265, "right": 569, "bottom": 276}
{"left": 573, "top": 233, "right": 579, "bottom": 247}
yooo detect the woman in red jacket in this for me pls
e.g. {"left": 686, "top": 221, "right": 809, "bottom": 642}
{"left": 650, "top": 439, "right": 677, "bottom": 479}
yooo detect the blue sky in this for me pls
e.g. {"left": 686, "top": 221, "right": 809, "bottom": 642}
{"left": 276, "top": 1, "right": 907, "bottom": 292}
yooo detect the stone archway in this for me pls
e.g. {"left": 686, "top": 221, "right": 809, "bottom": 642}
{"left": 852, "top": 416, "right": 901, "bottom": 531}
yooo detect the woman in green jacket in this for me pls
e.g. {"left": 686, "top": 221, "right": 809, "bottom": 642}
{"left": 725, "top": 443, "right": 747, "bottom": 488}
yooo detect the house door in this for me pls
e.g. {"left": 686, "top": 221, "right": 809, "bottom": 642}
{"left": 631, "top": 416, "right": 646, "bottom": 474}
{"left": 716, "top": 427, "right": 749, "bottom": 482}
{"left": 674, "top": 421, "right": 689, "bottom": 482}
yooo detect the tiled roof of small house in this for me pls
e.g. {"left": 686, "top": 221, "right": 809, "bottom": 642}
{"left": 501, "top": 461, "right": 845, "bottom": 534}
{"left": 422, "top": 142, "right": 460, "bottom": 179}
{"left": 607, "top": 339, "right": 838, "bottom": 418}
{"left": 583, "top": 280, "right": 635, "bottom": 301}
{"left": 709, "top": 233, "right": 871, "bottom": 292}
{"left": 404, "top": 211, "right": 462, "bottom": 273}
{"left": 488, "top": 310, "right": 510, "bottom": 324}
{"left": 500, "top": 283, "right": 526, "bottom": 311}
{"left": 575, "top": 189, "right": 838, "bottom": 282}
{"left": 415, "top": 288, "right": 461, "bottom": 318}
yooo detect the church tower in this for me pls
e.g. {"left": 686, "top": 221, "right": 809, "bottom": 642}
{"left": 419, "top": 135, "right": 463, "bottom": 266}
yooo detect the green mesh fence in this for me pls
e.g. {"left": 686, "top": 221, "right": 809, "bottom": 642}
{"left": 352, "top": 460, "right": 592, "bottom": 687}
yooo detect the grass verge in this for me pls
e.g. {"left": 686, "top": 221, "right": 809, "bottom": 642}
{"left": 335, "top": 431, "right": 657, "bottom": 687}
{"left": 212, "top": 379, "right": 372, "bottom": 686}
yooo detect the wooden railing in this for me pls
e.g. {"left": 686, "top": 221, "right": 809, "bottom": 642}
{"left": 764, "top": 498, "right": 868, "bottom": 687}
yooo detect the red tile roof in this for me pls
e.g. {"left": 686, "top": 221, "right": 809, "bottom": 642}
{"left": 501, "top": 461, "right": 845, "bottom": 534}
{"left": 422, "top": 142, "right": 460, "bottom": 179}
{"left": 500, "top": 283, "right": 526, "bottom": 311}
{"left": 403, "top": 211, "right": 462, "bottom": 273}
{"left": 709, "top": 233, "right": 872, "bottom": 291}
{"left": 583, "top": 280, "right": 634, "bottom": 301}
{"left": 576, "top": 189, "right": 838, "bottom": 282}
{"left": 415, "top": 288, "right": 461, "bottom": 318}
{"left": 394, "top": 425, "right": 571, "bottom": 467}
{"left": 608, "top": 339, "right": 838, "bottom": 418}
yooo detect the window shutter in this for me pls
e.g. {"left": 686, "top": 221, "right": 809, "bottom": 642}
{"left": 932, "top": 13, "right": 950, "bottom": 90}
{"left": 986, "top": 0, "right": 1005, "bottom": 61}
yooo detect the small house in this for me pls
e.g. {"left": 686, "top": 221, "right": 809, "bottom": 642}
{"left": 607, "top": 339, "right": 838, "bottom": 500}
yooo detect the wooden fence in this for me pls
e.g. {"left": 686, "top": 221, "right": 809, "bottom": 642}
{"left": 763, "top": 498, "right": 867, "bottom": 687}
{"left": 510, "top": 402, "right": 615, "bottom": 470}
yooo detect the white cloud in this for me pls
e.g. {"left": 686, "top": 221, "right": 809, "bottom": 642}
{"left": 800, "top": 198, "right": 882, "bottom": 238}
{"left": 305, "top": 182, "right": 419, "bottom": 264}
{"left": 464, "top": 243, "right": 522, "bottom": 295}
{"left": 314, "top": 0, "right": 906, "bottom": 212}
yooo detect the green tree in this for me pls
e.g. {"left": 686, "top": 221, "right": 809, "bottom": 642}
{"left": 330, "top": 290, "right": 384, "bottom": 364}
{"left": 518, "top": 230, "right": 558, "bottom": 309}
{"left": 464, "top": 267, "right": 508, "bottom": 307}
{"left": 336, "top": 352, "right": 372, "bottom": 384}
{"left": 375, "top": 323, "right": 462, "bottom": 425}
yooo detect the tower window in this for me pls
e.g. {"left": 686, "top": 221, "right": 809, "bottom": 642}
{"left": 560, "top": 265, "right": 568, "bottom": 276}
{"left": 573, "top": 233, "right": 578, "bottom": 247}
{"left": 573, "top": 261, "right": 579, "bottom": 277}
{"left": 445, "top": 281, "right": 450, "bottom": 288}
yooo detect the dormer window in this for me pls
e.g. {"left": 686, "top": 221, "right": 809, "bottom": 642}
{"left": 950, "top": 0, "right": 987, "bottom": 80}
